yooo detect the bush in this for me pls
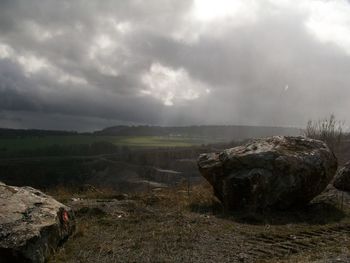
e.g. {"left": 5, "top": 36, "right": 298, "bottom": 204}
{"left": 304, "top": 114, "right": 344, "bottom": 151}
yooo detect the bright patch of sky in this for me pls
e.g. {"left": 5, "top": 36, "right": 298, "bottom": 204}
{"left": 141, "top": 63, "right": 209, "bottom": 106}
{"left": 303, "top": 0, "right": 350, "bottom": 55}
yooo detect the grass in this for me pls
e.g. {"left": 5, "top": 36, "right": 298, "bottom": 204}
{"left": 49, "top": 183, "right": 350, "bottom": 263}
{"left": 0, "top": 135, "right": 214, "bottom": 155}
{"left": 0, "top": 135, "right": 209, "bottom": 150}
{"left": 112, "top": 136, "right": 206, "bottom": 147}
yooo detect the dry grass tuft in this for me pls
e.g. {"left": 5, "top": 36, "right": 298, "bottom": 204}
{"left": 304, "top": 114, "right": 344, "bottom": 151}
{"left": 134, "top": 181, "right": 218, "bottom": 214}
{"left": 73, "top": 220, "right": 90, "bottom": 238}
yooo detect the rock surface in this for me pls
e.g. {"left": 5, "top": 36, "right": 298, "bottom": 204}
{"left": 333, "top": 162, "right": 350, "bottom": 191}
{"left": 0, "top": 182, "right": 75, "bottom": 263}
{"left": 68, "top": 198, "right": 136, "bottom": 218}
{"left": 198, "top": 136, "right": 337, "bottom": 210}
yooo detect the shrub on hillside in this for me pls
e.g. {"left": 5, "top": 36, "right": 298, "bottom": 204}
{"left": 304, "top": 114, "right": 344, "bottom": 151}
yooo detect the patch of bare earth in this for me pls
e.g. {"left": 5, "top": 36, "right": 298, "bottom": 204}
{"left": 49, "top": 183, "right": 350, "bottom": 263}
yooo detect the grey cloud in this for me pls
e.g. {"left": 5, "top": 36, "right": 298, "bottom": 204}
{"left": 0, "top": 0, "right": 349, "bottom": 131}
{"left": 131, "top": 12, "right": 350, "bottom": 126}
{"left": 0, "top": 60, "right": 42, "bottom": 112}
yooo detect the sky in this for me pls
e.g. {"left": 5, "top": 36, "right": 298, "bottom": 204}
{"left": 0, "top": 0, "right": 350, "bottom": 131}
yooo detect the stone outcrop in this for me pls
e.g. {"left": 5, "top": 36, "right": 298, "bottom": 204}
{"left": 198, "top": 136, "right": 337, "bottom": 211}
{"left": 0, "top": 182, "right": 75, "bottom": 263}
{"left": 333, "top": 162, "right": 350, "bottom": 191}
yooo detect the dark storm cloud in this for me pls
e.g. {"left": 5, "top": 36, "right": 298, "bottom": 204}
{"left": 0, "top": 0, "right": 350, "bottom": 130}
{"left": 0, "top": 60, "right": 41, "bottom": 111}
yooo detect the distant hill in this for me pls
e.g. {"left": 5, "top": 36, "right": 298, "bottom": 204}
{"left": 94, "top": 125, "right": 301, "bottom": 141}
{"left": 0, "top": 125, "right": 302, "bottom": 142}
{"left": 0, "top": 128, "right": 77, "bottom": 138}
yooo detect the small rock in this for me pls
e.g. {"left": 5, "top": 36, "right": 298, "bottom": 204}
{"left": 68, "top": 199, "right": 133, "bottom": 218}
{"left": 333, "top": 162, "right": 350, "bottom": 191}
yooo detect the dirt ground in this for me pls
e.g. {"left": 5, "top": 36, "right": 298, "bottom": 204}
{"left": 49, "top": 184, "right": 350, "bottom": 263}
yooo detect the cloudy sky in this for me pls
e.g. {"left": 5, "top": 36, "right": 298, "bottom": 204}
{"left": 0, "top": 0, "right": 350, "bottom": 131}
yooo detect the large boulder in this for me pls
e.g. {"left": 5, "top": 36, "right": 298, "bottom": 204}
{"left": 0, "top": 182, "right": 75, "bottom": 263}
{"left": 333, "top": 162, "right": 350, "bottom": 191}
{"left": 198, "top": 136, "right": 337, "bottom": 211}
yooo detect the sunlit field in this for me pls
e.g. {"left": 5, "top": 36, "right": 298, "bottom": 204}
{"left": 0, "top": 135, "right": 216, "bottom": 154}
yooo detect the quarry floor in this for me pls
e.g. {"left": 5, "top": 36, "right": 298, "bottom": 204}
{"left": 49, "top": 184, "right": 350, "bottom": 263}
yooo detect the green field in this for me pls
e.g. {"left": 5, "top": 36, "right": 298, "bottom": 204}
{"left": 0, "top": 135, "right": 214, "bottom": 155}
